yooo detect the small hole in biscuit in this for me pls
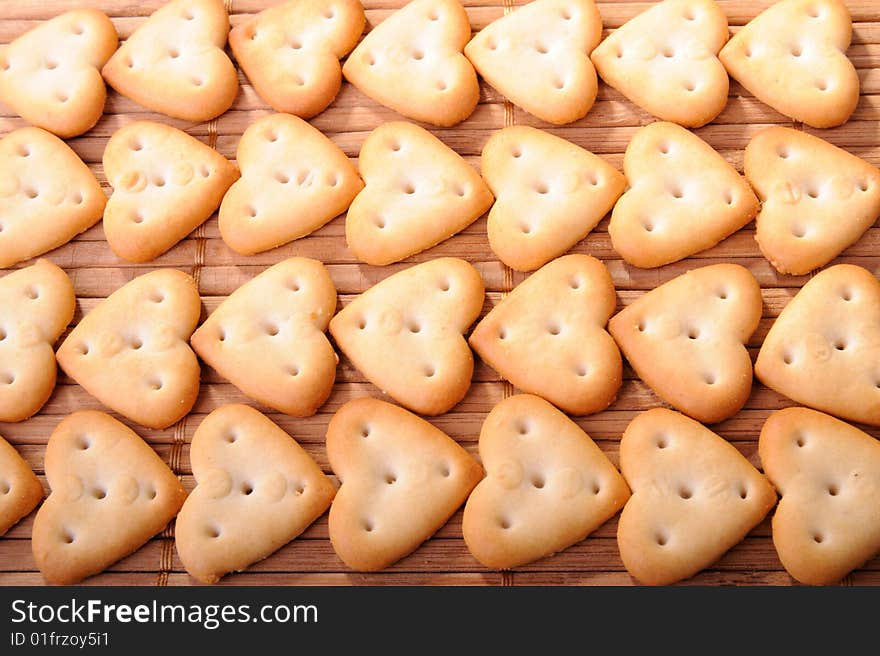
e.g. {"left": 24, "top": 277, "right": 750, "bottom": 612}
{"left": 816, "top": 80, "right": 828, "bottom": 91}
{"left": 703, "top": 372, "right": 716, "bottom": 385}
{"left": 390, "top": 141, "right": 402, "bottom": 152}
{"left": 615, "top": 46, "right": 623, "bottom": 59}
{"left": 288, "top": 279, "right": 301, "bottom": 292}
{"left": 439, "top": 279, "right": 451, "bottom": 292}
{"left": 46, "top": 59, "right": 58, "bottom": 70}
{"left": 795, "top": 434, "right": 806, "bottom": 448}
{"left": 739, "top": 485, "right": 748, "bottom": 500}
{"left": 841, "top": 288, "right": 853, "bottom": 301}
{"left": 561, "top": 7, "right": 572, "bottom": 19}
{"left": 183, "top": 9, "right": 194, "bottom": 20}
{"left": 77, "top": 435, "right": 91, "bottom": 450}
{"left": 428, "top": 9, "right": 440, "bottom": 20}
{"left": 834, "top": 339, "right": 846, "bottom": 351}
{"left": 859, "top": 180, "right": 870, "bottom": 192}
{"left": 498, "top": 327, "right": 507, "bottom": 340}
{"left": 78, "top": 343, "right": 90, "bottom": 356}
{"left": 791, "top": 44, "right": 802, "bottom": 57}
{"left": 150, "top": 291, "right": 164, "bottom": 303}
{"left": 806, "top": 186, "right": 819, "bottom": 199}
{"left": 0, "top": 373, "right": 14, "bottom": 385}
{"left": 656, "top": 435, "right": 668, "bottom": 449}
{"left": 679, "top": 486, "right": 692, "bottom": 500}
{"left": 520, "top": 222, "right": 532, "bottom": 234}
{"left": 687, "top": 327, "right": 699, "bottom": 340}
{"left": 723, "top": 190, "right": 734, "bottom": 205}
{"left": 813, "top": 533, "right": 824, "bottom": 544}
{"left": 792, "top": 224, "right": 807, "bottom": 238}
{"left": 363, "top": 519, "right": 374, "bottom": 532}
{"left": 744, "top": 45, "right": 753, "bottom": 57}
{"left": 0, "top": 481, "right": 8, "bottom": 495}
{"left": 576, "top": 364, "right": 588, "bottom": 377}
{"left": 683, "top": 81, "right": 696, "bottom": 92}
{"left": 73, "top": 24, "right": 84, "bottom": 35}
{"left": 424, "top": 364, "right": 436, "bottom": 378}
{"left": 436, "top": 80, "right": 448, "bottom": 91}
{"left": 130, "top": 337, "right": 143, "bottom": 350}
{"left": 265, "top": 323, "right": 280, "bottom": 337}
{"left": 275, "top": 171, "right": 290, "bottom": 184}
{"left": 294, "top": 75, "right": 305, "bottom": 87}
{"left": 324, "top": 7, "right": 335, "bottom": 18}
{"left": 358, "top": 317, "right": 367, "bottom": 330}
{"left": 360, "top": 425, "right": 370, "bottom": 438}
{"left": 25, "top": 286, "right": 39, "bottom": 300}
{"left": 413, "top": 49, "right": 424, "bottom": 60}
{"left": 385, "top": 474, "right": 397, "bottom": 485}
{"left": 125, "top": 57, "right": 134, "bottom": 68}
{"left": 146, "top": 486, "right": 157, "bottom": 500}
{"left": 553, "top": 78, "right": 565, "bottom": 90}
{"left": 570, "top": 276, "right": 581, "bottom": 290}
{"left": 206, "top": 526, "right": 221, "bottom": 538}
{"left": 661, "top": 47, "right": 674, "bottom": 58}
{"left": 487, "top": 37, "right": 497, "bottom": 50}
{"left": 547, "top": 322, "right": 561, "bottom": 336}
{"left": 92, "top": 488, "right": 106, "bottom": 500}
{"left": 62, "top": 529, "right": 75, "bottom": 544}
{"left": 192, "top": 77, "right": 204, "bottom": 87}
{"left": 199, "top": 165, "right": 210, "bottom": 178}
{"left": 683, "top": 7, "right": 696, "bottom": 20}
{"left": 807, "top": 6, "right": 821, "bottom": 18}
{"left": 17, "top": 144, "right": 30, "bottom": 157}
{"left": 440, "top": 464, "right": 451, "bottom": 477}
{"left": 637, "top": 320, "right": 646, "bottom": 332}
{"left": 294, "top": 483, "right": 305, "bottom": 495}
{"left": 777, "top": 145, "right": 790, "bottom": 159}
{"left": 225, "top": 430, "right": 237, "bottom": 444}
{"left": 536, "top": 42, "right": 549, "bottom": 54}
{"left": 587, "top": 172, "right": 599, "bottom": 186}
{"left": 783, "top": 351, "right": 793, "bottom": 365}
{"left": 828, "top": 484, "right": 839, "bottom": 496}
{"left": 365, "top": 53, "right": 376, "bottom": 66}
{"left": 656, "top": 532, "right": 668, "bottom": 546}
{"left": 718, "top": 288, "right": 729, "bottom": 300}
{"left": 130, "top": 139, "right": 143, "bottom": 152}
{"left": 169, "top": 48, "right": 180, "bottom": 59}
{"left": 535, "top": 182, "right": 549, "bottom": 194}
{"left": 148, "top": 378, "right": 163, "bottom": 391}
{"left": 453, "top": 183, "right": 466, "bottom": 197}
{"left": 0, "top": 59, "right": 9, "bottom": 71}
{"left": 516, "top": 420, "right": 529, "bottom": 436}
{"left": 407, "top": 320, "right": 421, "bottom": 334}
{"left": 241, "top": 482, "right": 254, "bottom": 496}
{"left": 72, "top": 191, "right": 83, "bottom": 205}
{"left": 24, "top": 187, "right": 38, "bottom": 200}
{"left": 499, "top": 517, "right": 512, "bottom": 530}
{"left": 287, "top": 365, "right": 300, "bottom": 377}
{"left": 642, "top": 219, "right": 654, "bottom": 233}
{"left": 327, "top": 172, "right": 339, "bottom": 187}
{"left": 511, "top": 146, "right": 522, "bottom": 158}
{"left": 290, "top": 38, "right": 302, "bottom": 49}
{"left": 266, "top": 131, "right": 278, "bottom": 143}
{"left": 0, "top": 328, "right": 5, "bottom": 341}
{"left": 153, "top": 176, "right": 166, "bottom": 188}
{"left": 403, "top": 182, "right": 416, "bottom": 195}
{"left": 247, "top": 206, "right": 258, "bottom": 219}
{"left": 670, "top": 186, "right": 684, "bottom": 199}
{"left": 531, "top": 474, "right": 545, "bottom": 489}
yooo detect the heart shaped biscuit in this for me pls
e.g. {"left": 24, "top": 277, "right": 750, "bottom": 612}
{"left": 191, "top": 258, "right": 338, "bottom": 417}
{"left": 327, "top": 397, "right": 483, "bottom": 571}
{"left": 56, "top": 269, "right": 201, "bottom": 429}
{"left": 0, "top": 435, "right": 43, "bottom": 536}
{"left": 176, "top": 404, "right": 336, "bottom": 583}
{"left": 0, "top": 128, "right": 106, "bottom": 268}
{"left": 342, "top": 0, "right": 480, "bottom": 126}
{"left": 32, "top": 410, "right": 186, "bottom": 585}
{"left": 609, "top": 122, "right": 759, "bottom": 268}
{"left": 465, "top": 0, "right": 602, "bottom": 125}
{"left": 719, "top": 0, "right": 858, "bottom": 128}
{"left": 755, "top": 264, "right": 880, "bottom": 427}
{"left": 469, "top": 255, "right": 621, "bottom": 416}
{"left": 482, "top": 126, "right": 625, "bottom": 272}
{"left": 103, "top": 121, "right": 239, "bottom": 263}
{"left": 760, "top": 407, "right": 880, "bottom": 585}
{"left": 0, "top": 9, "right": 117, "bottom": 138}
{"left": 0, "top": 260, "right": 74, "bottom": 422}
{"left": 463, "top": 394, "right": 630, "bottom": 569}
{"left": 346, "top": 121, "right": 493, "bottom": 266}
{"left": 219, "top": 113, "right": 363, "bottom": 255}
{"left": 591, "top": 0, "right": 729, "bottom": 127}
{"left": 609, "top": 264, "right": 761, "bottom": 424}
{"left": 329, "top": 258, "right": 484, "bottom": 415}
{"left": 229, "top": 0, "right": 365, "bottom": 117}
{"left": 618, "top": 408, "right": 776, "bottom": 585}
{"left": 745, "top": 127, "right": 880, "bottom": 275}
{"left": 102, "top": 0, "right": 238, "bottom": 122}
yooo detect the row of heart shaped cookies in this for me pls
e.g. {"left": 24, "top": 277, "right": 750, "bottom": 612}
{"left": 0, "top": 0, "right": 859, "bottom": 140}
{"left": 7, "top": 251, "right": 880, "bottom": 438}
{"left": 6, "top": 114, "right": 877, "bottom": 282}
{"left": 7, "top": 397, "right": 877, "bottom": 585}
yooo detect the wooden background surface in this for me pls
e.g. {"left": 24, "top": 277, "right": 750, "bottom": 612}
{"left": 1, "top": 0, "right": 879, "bottom": 586}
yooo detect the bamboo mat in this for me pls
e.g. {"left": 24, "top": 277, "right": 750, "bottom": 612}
{"left": 1, "top": 0, "right": 879, "bottom": 587}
